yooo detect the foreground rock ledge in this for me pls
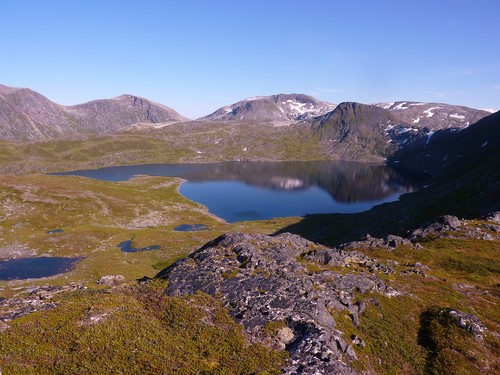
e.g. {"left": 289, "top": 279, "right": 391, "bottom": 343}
{"left": 157, "top": 232, "right": 397, "bottom": 374}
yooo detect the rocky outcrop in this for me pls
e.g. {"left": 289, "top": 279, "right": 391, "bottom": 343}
{"left": 157, "top": 232, "right": 398, "bottom": 374}
{"left": 0, "top": 283, "right": 86, "bottom": 327}
{"left": 408, "top": 215, "right": 462, "bottom": 240}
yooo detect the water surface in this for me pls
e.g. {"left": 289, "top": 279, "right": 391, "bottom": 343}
{"left": 0, "top": 257, "right": 83, "bottom": 281}
{"left": 55, "top": 161, "right": 424, "bottom": 222}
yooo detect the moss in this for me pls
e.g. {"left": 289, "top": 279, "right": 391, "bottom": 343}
{"left": 418, "top": 306, "right": 498, "bottom": 374}
{"left": 0, "top": 285, "right": 288, "bottom": 374}
{"left": 263, "top": 320, "right": 287, "bottom": 336}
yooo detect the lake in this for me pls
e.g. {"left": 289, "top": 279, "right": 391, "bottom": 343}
{"left": 54, "top": 161, "right": 424, "bottom": 222}
{"left": 0, "top": 257, "right": 83, "bottom": 281}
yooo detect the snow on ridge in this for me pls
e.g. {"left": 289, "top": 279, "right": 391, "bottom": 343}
{"left": 382, "top": 102, "right": 394, "bottom": 109}
{"left": 423, "top": 107, "right": 440, "bottom": 118}
{"left": 412, "top": 117, "right": 421, "bottom": 124}
{"left": 398, "top": 127, "right": 419, "bottom": 134}
{"left": 482, "top": 108, "right": 496, "bottom": 113}
{"left": 409, "top": 102, "right": 425, "bottom": 106}
{"left": 393, "top": 102, "right": 409, "bottom": 110}
{"left": 449, "top": 113, "right": 466, "bottom": 120}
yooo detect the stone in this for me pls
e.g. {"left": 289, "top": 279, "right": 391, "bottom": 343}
{"left": 408, "top": 215, "right": 463, "bottom": 240}
{"left": 96, "top": 275, "right": 126, "bottom": 286}
{"left": 157, "top": 232, "right": 395, "bottom": 374}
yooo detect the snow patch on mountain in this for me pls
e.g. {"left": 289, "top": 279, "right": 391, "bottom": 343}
{"left": 423, "top": 107, "right": 440, "bottom": 117}
{"left": 394, "top": 102, "right": 409, "bottom": 110}
{"left": 426, "top": 131, "right": 435, "bottom": 144}
{"left": 449, "top": 113, "right": 466, "bottom": 120}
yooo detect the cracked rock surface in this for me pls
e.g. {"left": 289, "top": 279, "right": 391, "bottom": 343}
{"left": 157, "top": 232, "right": 397, "bottom": 374}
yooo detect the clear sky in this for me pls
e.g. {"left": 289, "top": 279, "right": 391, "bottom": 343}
{"left": 1, "top": 0, "right": 499, "bottom": 118}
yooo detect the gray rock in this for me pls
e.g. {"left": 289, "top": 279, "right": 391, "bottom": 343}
{"left": 157, "top": 232, "right": 395, "bottom": 374}
{"left": 96, "top": 275, "right": 126, "bottom": 286}
{"left": 0, "top": 283, "right": 85, "bottom": 322}
{"left": 447, "top": 308, "right": 487, "bottom": 339}
{"left": 408, "top": 215, "right": 463, "bottom": 240}
{"left": 485, "top": 211, "right": 500, "bottom": 224}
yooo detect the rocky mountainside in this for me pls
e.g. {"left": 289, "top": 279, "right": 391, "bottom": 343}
{"left": 307, "top": 101, "right": 490, "bottom": 162}
{"left": 376, "top": 101, "right": 488, "bottom": 130}
{"left": 200, "top": 93, "right": 336, "bottom": 124}
{"left": 279, "top": 110, "right": 500, "bottom": 246}
{"left": 388, "top": 110, "right": 499, "bottom": 175}
{"left": 67, "top": 94, "right": 188, "bottom": 133}
{"left": 0, "top": 85, "right": 187, "bottom": 140}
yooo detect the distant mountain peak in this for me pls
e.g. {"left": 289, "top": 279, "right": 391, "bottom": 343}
{"left": 0, "top": 84, "right": 188, "bottom": 141}
{"left": 374, "top": 101, "right": 489, "bottom": 130}
{"left": 200, "top": 93, "right": 336, "bottom": 123}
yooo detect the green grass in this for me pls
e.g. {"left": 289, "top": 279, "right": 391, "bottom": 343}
{"left": 329, "top": 228, "right": 499, "bottom": 374}
{"left": 0, "top": 124, "right": 329, "bottom": 174}
{"left": 0, "top": 283, "right": 288, "bottom": 374}
{"left": 0, "top": 173, "right": 300, "bottom": 297}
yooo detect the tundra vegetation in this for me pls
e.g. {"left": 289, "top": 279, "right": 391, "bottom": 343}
{"left": 0, "top": 130, "right": 498, "bottom": 374}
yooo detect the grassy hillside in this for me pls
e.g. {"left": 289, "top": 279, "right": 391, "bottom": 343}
{"left": 0, "top": 122, "right": 328, "bottom": 174}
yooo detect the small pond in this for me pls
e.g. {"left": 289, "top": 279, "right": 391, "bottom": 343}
{"left": 174, "top": 224, "right": 209, "bottom": 232}
{"left": 0, "top": 257, "right": 83, "bottom": 281}
{"left": 54, "top": 161, "right": 426, "bottom": 222}
{"left": 117, "top": 239, "right": 161, "bottom": 253}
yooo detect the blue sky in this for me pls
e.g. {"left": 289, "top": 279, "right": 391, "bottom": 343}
{"left": 1, "top": 0, "right": 499, "bottom": 118}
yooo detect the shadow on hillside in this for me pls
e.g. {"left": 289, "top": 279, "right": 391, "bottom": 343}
{"left": 274, "top": 174, "right": 499, "bottom": 247}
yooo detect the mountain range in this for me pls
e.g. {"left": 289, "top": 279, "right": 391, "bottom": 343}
{"left": 0, "top": 84, "right": 495, "bottom": 166}
{"left": 0, "top": 84, "right": 187, "bottom": 141}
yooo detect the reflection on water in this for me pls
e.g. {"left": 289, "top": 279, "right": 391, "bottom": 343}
{"left": 47, "top": 229, "right": 64, "bottom": 234}
{"left": 117, "top": 238, "right": 161, "bottom": 253}
{"left": 55, "top": 161, "right": 426, "bottom": 222}
{"left": 0, "top": 257, "right": 83, "bottom": 280}
{"left": 174, "top": 224, "right": 209, "bottom": 232}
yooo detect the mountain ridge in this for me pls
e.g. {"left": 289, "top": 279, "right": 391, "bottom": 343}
{"left": 200, "top": 93, "right": 336, "bottom": 124}
{"left": 0, "top": 84, "right": 188, "bottom": 140}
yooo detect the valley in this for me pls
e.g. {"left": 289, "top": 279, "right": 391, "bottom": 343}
{"left": 0, "top": 85, "right": 498, "bottom": 374}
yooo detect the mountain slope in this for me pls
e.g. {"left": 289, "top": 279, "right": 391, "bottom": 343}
{"left": 0, "top": 85, "right": 187, "bottom": 140}
{"left": 68, "top": 94, "right": 188, "bottom": 134}
{"left": 388, "top": 110, "right": 500, "bottom": 176}
{"left": 307, "top": 102, "right": 397, "bottom": 161}
{"left": 0, "top": 85, "right": 79, "bottom": 140}
{"left": 279, "top": 110, "right": 500, "bottom": 245}
{"left": 307, "top": 101, "right": 490, "bottom": 162}
{"left": 376, "top": 101, "right": 488, "bottom": 130}
{"left": 200, "top": 93, "right": 336, "bottom": 124}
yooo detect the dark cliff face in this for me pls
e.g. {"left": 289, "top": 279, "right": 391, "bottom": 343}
{"left": 307, "top": 101, "right": 491, "bottom": 162}
{"left": 388, "top": 110, "right": 500, "bottom": 176}
{"left": 308, "top": 102, "right": 397, "bottom": 161}
{"left": 0, "top": 85, "right": 187, "bottom": 140}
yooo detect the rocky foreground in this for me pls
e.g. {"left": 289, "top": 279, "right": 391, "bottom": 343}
{"left": 155, "top": 213, "right": 499, "bottom": 374}
{"left": 1, "top": 214, "right": 498, "bottom": 374}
